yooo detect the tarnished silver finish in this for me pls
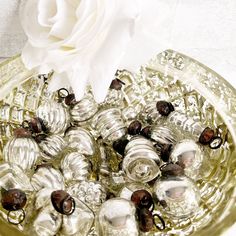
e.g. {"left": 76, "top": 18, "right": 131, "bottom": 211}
{"left": 119, "top": 182, "right": 150, "bottom": 200}
{"left": 122, "top": 136, "right": 161, "bottom": 182}
{"left": 141, "top": 101, "right": 162, "bottom": 124}
{"left": 3, "top": 137, "right": 40, "bottom": 171}
{"left": 98, "top": 198, "right": 139, "bottom": 236}
{"left": 150, "top": 125, "right": 176, "bottom": 145}
{"left": 170, "top": 139, "right": 203, "bottom": 179}
{"left": 65, "top": 127, "right": 95, "bottom": 156}
{"left": 31, "top": 166, "right": 64, "bottom": 191}
{"left": 68, "top": 180, "right": 106, "bottom": 211}
{"left": 61, "top": 152, "right": 90, "bottom": 182}
{"left": 154, "top": 176, "right": 201, "bottom": 218}
{"left": 0, "top": 162, "right": 33, "bottom": 191}
{"left": 93, "top": 108, "right": 127, "bottom": 142}
{"left": 39, "top": 134, "right": 66, "bottom": 160}
{"left": 70, "top": 94, "right": 98, "bottom": 122}
{"left": 168, "top": 111, "right": 205, "bottom": 137}
{"left": 36, "top": 100, "right": 70, "bottom": 134}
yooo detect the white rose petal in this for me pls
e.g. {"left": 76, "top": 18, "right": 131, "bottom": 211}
{"left": 20, "top": 0, "right": 139, "bottom": 102}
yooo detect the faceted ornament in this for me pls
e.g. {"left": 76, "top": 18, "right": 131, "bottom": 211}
{"left": 61, "top": 152, "right": 91, "bottom": 182}
{"left": 154, "top": 176, "right": 201, "bottom": 218}
{"left": 39, "top": 134, "right": 66, "bottom": 160}
{"left": 0, "top": 163, "right": 33, "bottom": 192}
{"left": 170, "top": 139, "right": 203, "bottom": 179}
{"left": 68, "top": 181, "right": 106, "bottom": 211}
{"left": 122, "top": 136, "right": 161, "bottom": 182}
{"left": 36, "top": 101, "right": 70, "bottom": 134}
{"left": 65, "top": 127, "right": 95, "bottom": 156}
{"left": 98, "top": 198, "right": 139, "bottom": 236}
{"left": 3, "top": 137, "right": 40, "bottom": 171}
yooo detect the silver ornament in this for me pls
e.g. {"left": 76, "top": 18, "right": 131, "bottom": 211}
{"left": 61, "top": 152, "right": 90, "bottom": 182}
{"left": 153, "top": 176, "right": 201, "bottom": 218}
{"left": 170, "top": 139, "right": 203, "bottom": 179}
{"left": 33, "top": 204, "right": 62, "bottom": 236}
{"left": 119, "top": 182, "right": 150, "bottom": 200}
{"left": 122, "top": 136, "right": 161, "bottom": 182}
{"left": 0, "top": 162, "right": 33, "bottom": 191}
{"left": 39, "top": 134, "right": 66, "bottom": 160}
{"left": 31, "top": 166, "right": 64, "bottom": 191}
{"left": 70, "top": 94, "right": 98, "bottom": 123}
{"left": 141, "top": 101, "right": 162, "bottom": 123}
{"left": 68, "top": 180, "right": 106, "bottom": 211}
{"left": 92, "top": 108, "right": 127, "bottom": 142}
{"left": 168, "top": 111, "right": 205, "bottom": 137}
{"left": 98, "top": 198, "right": 139, "bottom": 236}
{"left": 65, "top": 127, "right": 95, "bottom": 156}
{"left": 3, "top": 137, "right": 40, "bottom": 171}
{"left": 150, "top": 125, "right": 176, "bottom": 145}
{"left": 61, "top": 197, "right": 95, "bottom": 236}
{"left": 36, "top": 100, "right": 70, "bottom": 134}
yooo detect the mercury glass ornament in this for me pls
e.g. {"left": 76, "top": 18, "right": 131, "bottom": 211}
{"left": 150, "top": 125, "right": 176, "bottom": 145}
{"left": 170, "top": 139, "right": 203, "bottom": 179}
{"left": 31, "top": 166, "right": 64, "bottom": 191}
{"left": 98, "top": 198, "right": 139, "bottom": 236}
{"left": 167, "top": 111, "right": 221, "bottom": 148}
{"left": 153, "top": 176, "right": 201, "bottom": 218}
{"left": 38, "top": 134, "right": 66, "bottom": 160}
{"left": 65, "top": 127, "right": 95, "bottom": 156}
{"left": 61, "top": 152, "right": 91, "bottom": 182}
{"left": 70, "top": 94, "right": 98, "bottom": 123}
{"left": 122, "top": 136, "right": 161, "bottom": 182}
{"left": 0, "top": 163, "right": 33, "bottom": 192}
{"left": 68, "top": 180, "right": 106, "bottom": 211}
{"left": 93, "top": 108, "right": 127, "bottom": 142}
{"left": 119, "top": 182, "right": 151, "bottom": 201}
{"left": 36, "top": 100, "right": 70, "bottom": 134}
{"left": 3, "top": 131, "right": 40, "bottom": 171}
{"left": 33, "top": 189, "right": 94, "bottom": 236}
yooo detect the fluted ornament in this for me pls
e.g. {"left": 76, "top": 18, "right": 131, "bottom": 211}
{"left": 70, "top": 94, "right": 98, "bottom": 122}
{"left": 154, "top": 176, "right": 201, "bottom": 218}
{"left": 93, "top": 108, "right": 127, "bottom": 142}
{"left": 36, "top": 100, "right": 70, "bottom": 134}
{"left": 122, "top": 136, "right": 161, "bottom": 182}
{"left": 170, "top": 139, "right": 203, "bottom": 179}
{"left": 65, "top": 127, "right": 95, "bottom": 156}
{"left": 98, "top": 198, "right": 139, "bottom": 236}
{"left": 61, "top": 152, "right": 90, "bottom": 182}
{"left": 150, "top": 125, "right": 176, "bottom": 145}
{"left": 39, "top": 134, "right": 66, "bottom": 160}
{"left": 3, "top": 137, "right": 40, "bottom": 171}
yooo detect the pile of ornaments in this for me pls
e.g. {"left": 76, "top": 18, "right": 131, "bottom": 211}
{"left": 0, "top": 77, "right": 222, "bottom": 236}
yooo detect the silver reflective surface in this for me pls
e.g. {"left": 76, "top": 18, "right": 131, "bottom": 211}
{"left": 98, "top": 198, "right": 138, "bottom": 236}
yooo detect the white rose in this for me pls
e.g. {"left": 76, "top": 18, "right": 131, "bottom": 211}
{"left": 20, "top": 0, "right": 139, "bottom": 102}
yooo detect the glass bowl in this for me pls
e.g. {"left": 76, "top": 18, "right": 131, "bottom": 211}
{"left": 0, "top": 50, "right": 235, "bottom": 236}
